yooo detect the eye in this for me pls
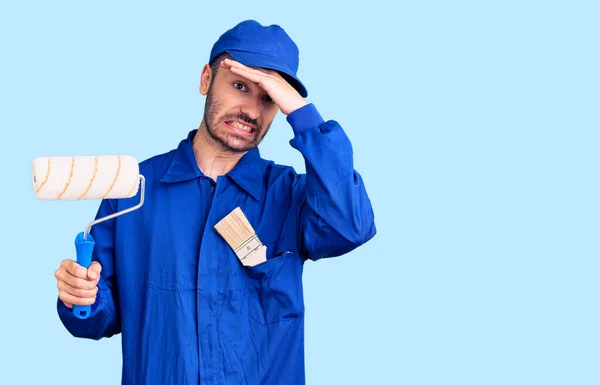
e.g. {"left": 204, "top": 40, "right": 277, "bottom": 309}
{"left": 233, "top": 82, "right": 247, "bottom": 92}
{"left": 263, "top": 94, "right": 274, "bottom": 104}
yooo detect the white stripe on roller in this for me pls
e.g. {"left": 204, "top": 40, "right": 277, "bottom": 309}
{"left": 31, "top": 155, "right": 140, "bottom": 200}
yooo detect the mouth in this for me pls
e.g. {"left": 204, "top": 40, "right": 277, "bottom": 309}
{"left": 225, "top": 120, "right": 256, "bottom": 137}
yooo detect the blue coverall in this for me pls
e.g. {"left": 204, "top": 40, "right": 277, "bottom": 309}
{"left": 58, "top": 103, "right": 376, "bottom": 384}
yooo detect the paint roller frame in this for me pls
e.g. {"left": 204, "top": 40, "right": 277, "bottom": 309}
{"left": 66, "top": 174, "right": 146, "bottom": 319}
{"left": 69, "top": 174, "right": 145, "bottom": 319}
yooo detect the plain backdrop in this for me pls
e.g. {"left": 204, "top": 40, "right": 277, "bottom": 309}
{"left": 1, "top": 1, "right": 598, "bottom": 384}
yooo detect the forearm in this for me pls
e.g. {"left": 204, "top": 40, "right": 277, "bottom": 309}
{"left": 288, "top": 104, "right": 376, "bottom": 260}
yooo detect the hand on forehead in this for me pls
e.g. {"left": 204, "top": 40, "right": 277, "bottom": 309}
{"left": 220, "top": 58, "right": 283, "bottom": 79}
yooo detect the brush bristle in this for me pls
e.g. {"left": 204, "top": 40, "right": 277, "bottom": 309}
{"left": 214, "top": 207, "right": 256, "bottom": 249}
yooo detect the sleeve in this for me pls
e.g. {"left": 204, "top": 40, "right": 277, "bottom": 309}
{"left": 56, "top": 198, "right": 121, "bottom": 340}
{"left": 287, "top": 103, "right": 377, "bottom": 261}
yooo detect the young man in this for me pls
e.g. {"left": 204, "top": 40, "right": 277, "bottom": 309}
{"left": 54, "top": 20, "right": 376, "bottom": 385}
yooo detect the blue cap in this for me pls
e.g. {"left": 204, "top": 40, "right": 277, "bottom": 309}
{"left": 209, "top": 20, "right": 308, "bottom": 97}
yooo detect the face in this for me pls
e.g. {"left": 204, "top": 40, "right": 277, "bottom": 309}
{"left": 200, "top": 62, "right": 279, "bottom": 153}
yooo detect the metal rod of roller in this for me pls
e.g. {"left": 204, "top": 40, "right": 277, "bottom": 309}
{"left": 83, "top": 175, "right": 146, "bottom": 241}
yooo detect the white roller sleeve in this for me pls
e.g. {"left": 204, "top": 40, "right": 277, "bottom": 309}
{"left": 32, "top": 155, "right": 140, "bottom": 200}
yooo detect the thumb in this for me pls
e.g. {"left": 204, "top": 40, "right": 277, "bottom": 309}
{"left": 87, "top": 261, "right": 102, "bottom": 280}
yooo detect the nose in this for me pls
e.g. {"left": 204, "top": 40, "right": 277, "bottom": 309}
{"left": 240, "top": 95, "right": 262, "bottom": 122}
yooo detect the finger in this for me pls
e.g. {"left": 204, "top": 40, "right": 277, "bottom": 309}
{"left": 61, "top": 259, "right": 88, "bottom": 279}
{"left": 55, "top": 269, "right": 98, "bottom": 290}
{"left": 224, "top": 58, "right": 276, "bottom": 77}
{"left": 229, "top": 66, "right": 268, "bottom": 86}
{"left": 58, "top": 280, "right": 99, "bottom": 299}
{"left": 222, "top": 58, "right": 242, "bottom": 69}
{"left": 63, "top": 302, "right": 73, "bottom": 309}
{"left": 58, "top": 290, "right": 97, "bottom": 306}
{"left": 87, "top": 261, "right": 102, "bottom": 280}
{"left": 221, "top": 58, "right": 247, "bottom": 71}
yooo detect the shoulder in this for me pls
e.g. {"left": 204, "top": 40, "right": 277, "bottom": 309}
{"left": 261, "top": 157, "right": 305, "bottom": 189}
{"left": 137, "top": 149, "right": 176, "bottom": 181}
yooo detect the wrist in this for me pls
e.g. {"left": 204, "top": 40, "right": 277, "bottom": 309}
{"left": 284, "top": 99, "right": 308, "bottom": 115}
{"left": 286, "top": 103, "right": 325, "bottom": 136}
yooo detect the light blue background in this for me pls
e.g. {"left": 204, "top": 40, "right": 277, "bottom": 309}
{"left": 1, "top": 1, "right": 598, "bottom": 384}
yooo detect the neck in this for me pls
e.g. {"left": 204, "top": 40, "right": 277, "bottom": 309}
{"left": 193, "top": 120, "right": 246, "bottom": 181}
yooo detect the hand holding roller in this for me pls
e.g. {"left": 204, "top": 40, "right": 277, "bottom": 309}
{"left": 32, "top": 155, "right": 145, "bottom": 319}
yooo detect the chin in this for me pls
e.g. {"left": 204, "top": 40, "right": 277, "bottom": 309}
{"left": 206, "top": 123, "right": 261, "bottom": 152}
{"left": 221, "top": 135, "right": 258, "bottom": 152}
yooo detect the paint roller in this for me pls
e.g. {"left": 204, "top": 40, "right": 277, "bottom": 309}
{"left": 32, "top": 155, "right": 145, "bottom": 319}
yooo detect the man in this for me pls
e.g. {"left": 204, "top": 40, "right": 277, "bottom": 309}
{"left": 54, "top": 20, "right": 376, "bottom": 385}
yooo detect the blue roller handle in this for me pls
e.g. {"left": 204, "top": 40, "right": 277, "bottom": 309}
{"left": 73, "top": 232, "right": 95, "bottom": 319}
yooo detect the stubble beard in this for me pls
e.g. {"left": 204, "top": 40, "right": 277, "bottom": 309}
{"left": 204, "top": 86, "right": 271, "bottom": 153}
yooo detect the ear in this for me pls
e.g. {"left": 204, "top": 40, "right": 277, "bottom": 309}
{"left": 199, "top": 64, "right": 212, "bottom": 95}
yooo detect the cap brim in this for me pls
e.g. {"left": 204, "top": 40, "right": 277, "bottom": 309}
{"left": 226, "top": 50, "right": 308, "bottom": 98}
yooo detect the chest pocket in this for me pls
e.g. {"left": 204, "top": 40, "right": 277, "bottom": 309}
{"left": 245, "top": 246, "right": 305, "bottom": 325}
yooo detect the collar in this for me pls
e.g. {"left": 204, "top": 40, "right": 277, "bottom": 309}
{"left": 160, "top": 129, "right": 267, "bottom": 201}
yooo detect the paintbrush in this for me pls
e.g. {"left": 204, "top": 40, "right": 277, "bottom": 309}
{"left": 214, "top": 207, "right": 267, "bottom": 266}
